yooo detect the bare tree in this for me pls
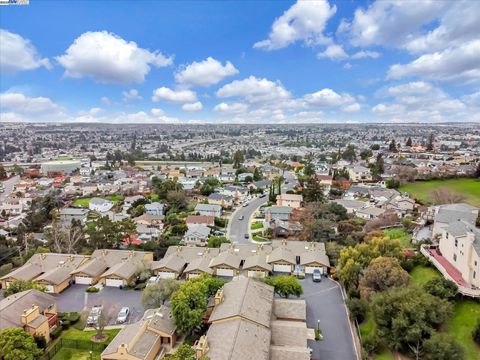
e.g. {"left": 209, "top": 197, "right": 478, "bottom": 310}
{"left": 429, "top": 188, "right": 467, "bottom": 205}
{"left": 45, "top": 221, "right": 85, "bottom": 254}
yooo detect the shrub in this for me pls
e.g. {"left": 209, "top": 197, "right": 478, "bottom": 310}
{"left": 61, "top": 320, "right": 71, "bottom": 330}
{"left": 86, "top": 286, "right": 99, "bottom": 293}
{"left": 472, "top": 318, "right": 480, "bottom": 345}
{"left": 423, "top": 277, "right": 458, "bottom": 301}
{"left": 347, "top": 298, "right": 368, "bottom": 323}
{"left": 50, "top": 326, "right": 62, "bottom": 340}
{"left": 134, "top": 282, "right": 147, "bottom": 291}
{"left": 34, "top": 335, "right": 47, "bottom": 350}
{"left": 0, "top": 263, "right": 13, "bottom": 277}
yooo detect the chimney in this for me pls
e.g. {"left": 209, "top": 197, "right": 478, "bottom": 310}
{"left": 194, "top": 336, "right": 209, "bottom": 359}
{"left": 214, "top": 288, "right": 224, "bottom": 305}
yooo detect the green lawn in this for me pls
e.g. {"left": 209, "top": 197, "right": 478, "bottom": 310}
{"left": 399, "top": 178, "right": 480, "bottom": 207}
{"left": 251, "top": 222, "right": 264, "bottom": 230}
{"left": 73, "top": 197, "right": 91, "bottom": 207}
{"left": 61, "top": 328, "right": 120, "bottom": 342}
{"left": 52, "top": 348, "right": 101, "bottom": 360}
{"left": 359, "top": 312, "right": 395, "bottom": 360}
{"left": 384, "top": 228, "right": 412, "bottom": 249}
{"left": 409, "top": 265, "right": 440, "bottom": 286}
{"left": 447, "top": 300, "right": 480, "bottom": 360}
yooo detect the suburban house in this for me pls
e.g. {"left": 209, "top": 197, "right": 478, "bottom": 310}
{"left": 0, "top": 289, "right": 58, "bottom": 343}
{"left": 145, "top": 202, "right": 164, "bottom": 216}
{"left": 267, "top": 245, "right": 297, "bottom": 273}
{"left": 315, "top": 174, "right": 333, "bottom": 194}
{"left": 242, "top": 252, "right": 272, "bottom": 278}
{"left": 300, "top": 242, "right": 330, "bottom": 275}
{"left": 195, "top": 204, "right": 222, "bottom": 217}
{"left": 58, "top": 208, "right": 89, "bottom": 223}
{"left": 356, "top": 206, "right": 386, "bottom": 220}
{"left": 209, "top": 250, "right": 242, "bottom": 277}
{"left": 221, "top": 185, "right": 249, "bottom": 202}
{"left": 71, "top": 250, "right": 153, "bottom": 287}
{"left": 332, "top": 199, "right": 368, "bottom": 214}
{"left": 182, "top": 224, "right": 211, "bottom": 246}
{"left": 424, "top": 204, "right": 480, "bottom": 292}
{"left": 276, "top": 194, "right": 303, "bottom": 208}
{"left": 264, "top": 206, "right": 293, "bottom": 223}
{"left": 183, "top": 248, "right": 220, "bottom": 280}
{"left": 89, "top": 197, "right": 114, "bottom": 213}
{"left": 101, "top": 306, "right": 177, "bottom": 360}
{"left": 1, "top": 253, "right": 90, "bottom": 293}
{"left": 346, "top": 164, "right": 372, "bottom": 183}
{"left": 194, "top": 278, "right": 312, "bottom": 360}
{"left": 185, "top": 215, "right": 215, "bottom": 227}
{"left": 207, "top": 193, "right": 234, "bottom": 208}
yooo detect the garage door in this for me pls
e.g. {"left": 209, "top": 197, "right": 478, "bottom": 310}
{"left": 105, "top": 278, "right": 124, "bottom": 287}
{"left": 75, "top": 276, "right": 92, "bottom": 285}
{"left": 158, "top": 272, "right": 176, "bottom": 279}
{"left": 44, "top": 285, "right": 55, "bottom": 293}
{"left": 216, "top": 268, "right": 234, "bottom": 277}
{"left": 273, "top": 264, "right": 292, "bottom": 273}
{"left": 187, "top": 273, "right": 200, "bottom": 279}
{"left": 305, "top": 266, "right": 324, "bottom": 274}
{"left": 247, "top": 270, "right": 266, "bottom": 278}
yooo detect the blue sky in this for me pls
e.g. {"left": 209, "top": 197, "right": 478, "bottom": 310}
{"left": 0, "top": 0, "right": 479, "bottom": 123}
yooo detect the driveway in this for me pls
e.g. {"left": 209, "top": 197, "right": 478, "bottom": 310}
{"left": 299, "top": 277, "right": 358, "bottom": 360}
{"left": 53, "top": 285, "right": 144, "bottom": 325}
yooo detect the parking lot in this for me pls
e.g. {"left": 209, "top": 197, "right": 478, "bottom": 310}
{"left": 299, "top": 276, "right": 358, "bottom": 360}
{"left": 53, "top": 285, "right": 145, "bottom": 325}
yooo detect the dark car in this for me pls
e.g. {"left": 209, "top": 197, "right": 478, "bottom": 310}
{"left": 244, "top": 233, "right": 249, "bottom": 239}
{"left": 312, "top": 269, "right": 322, "bottom": 282}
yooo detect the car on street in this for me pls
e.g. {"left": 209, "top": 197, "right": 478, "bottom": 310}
{"left": 312, "top": 269, "right": 322, "bottom": 282}
{"left": 116, "top": 307, "right": 130, "bottom": 324}
{"left": 260, "top": 194, "right": 266, "bottom": 198}
{"left": 87, "top": 305, "right": 103, "bottom": 326}
{"left": 244, "top": 233, "right": 249, "bottom": 239}
{"left": 238, "top": 215, "right": 244, "bottom": 220}
{"left": 242, "top": 202, "right": 249, "bottom": 207}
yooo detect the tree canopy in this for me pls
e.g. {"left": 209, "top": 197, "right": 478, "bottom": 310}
{"left": 0, "top": 328, "right": 41, "bottom": 360}
{"left": 265, "top": 275, "right": 303, "bottom": 298}
{"left": 3, "top": 280, "right": 47, "bottom": 297}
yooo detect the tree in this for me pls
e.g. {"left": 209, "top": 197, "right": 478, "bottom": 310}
{"left": 475, "top": 162, "right": 480, "bottom": 178}
{"left": 207, "top": 236, "right": 230, "bottom": 248}
{"left": 372, "top": 287, "right": 452, "bottom": 352}
{"left": 3, "top": 280, "right": 47, "bottom": 297}
{"left": 0, "top": 164, "right": 7, "bottom": 180}
{"left": 0, "top": 328, "right": 41, "bottom": 360}
{"left": 166, "top": 190, "right": 187, "bottom": 212}
{"left": 171, "top": 274, "right": 224, "bottom": 335}
{"left": 141, "top": 279, "right": 180, "bottom": 309}
{"left": 389, "top": 139, "right": 397, "bottom": 152}
{"left": 371, "top": 144, "right": 380, "bottom": 150}
{"left": 422, "top": 333, "right": 464, "bottom": 360}
{"left": 253, "top": 167, "right": 263, "bottom": 181}
{"left": 426, "top": 133, "right": 435, "bottom": 151}
{"left": 370, "top": 153, "right": 384, "bottom": 179}
{"left": 347, "top": 297, "right": 368, "bottom": 323}
{"left": 45, "top": 220, "right": 85, "bottom": 254}
{"left": 265, "top": 275, "right": 303, "bottom": 298}
{"left": 406, "top": 137, "right": 412, "bottom": 147}
{"left": 232, "top": 150, "right": 244, "bottom": 169}
{"left": 429, "top": 188, "right": 466, "bottom": 205}
{"left": 87, "top": 216, "right": 136, "bottom": 249}
{"left": 359, "top": 257, "right": 410, "bottom": 299}
{"left": 423, "top": 277, "right": 458, "bottom": 300}
{"left": 342, "top": 145, "right": 356, "bottom": 162}
{"left": 360, "top": 149, "right": 373, "bottom": 160}
{"left": 302, "top": 177, "right": 325, "bottom": 203}
{"left": 303, "top": 161, "right": 315, "bottom": 177}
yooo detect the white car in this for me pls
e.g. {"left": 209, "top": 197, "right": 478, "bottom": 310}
{"left": 116, "top": 307, "right": 130, "bottom": 324}
{"left": 87, "top": 305, "right": 102, "bottom": 326}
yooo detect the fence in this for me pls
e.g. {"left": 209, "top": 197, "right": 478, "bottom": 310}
{"left": 37, "top": 338, "right": 108, "bottom": 360}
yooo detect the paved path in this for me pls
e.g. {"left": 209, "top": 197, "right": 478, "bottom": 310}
{"left": 300, "top": 277, "right": 359, "bottom": 360}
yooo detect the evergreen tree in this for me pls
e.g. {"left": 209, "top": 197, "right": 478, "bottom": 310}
{"left": 426, "top": 133, "right": 435, "bottom": 151}
{"left": 389, "top": 139, "right": 397, "bottom": 152}
{"left": 406, "top": 137, "right": 412, "bottom": 147}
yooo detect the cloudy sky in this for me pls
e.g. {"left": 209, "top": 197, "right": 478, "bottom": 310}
{"left": 1, "top": 0, "right": 479, "bottom": 124}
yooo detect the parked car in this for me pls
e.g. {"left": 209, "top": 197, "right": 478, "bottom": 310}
{"left": 312, "top": 269, "right": 322, "bottom": 282}
{"left": 87, "top": 305, "right": 103, "bottom": 326}
{"left": 116, "top": 307, "right": 130, "bottom": 324}
{"left": 146, "top": 276, "right": 159, "bottom": 287}
{"left": 244, "top": 233, "right": 249, "bottom": 239}
{"left": 242, "top": 202, "right": 249, "bottom": 207}
{"left": 260, "top": 194, "right": 267, "bottom": 198}
{"left": 238, "top": 215, "right": 244, "bottom": 221}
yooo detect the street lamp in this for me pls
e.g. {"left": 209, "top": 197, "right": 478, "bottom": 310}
{"left": 89, "top": 350, "right": 93, "bottom": 360}
{"left": 317, "top": 319, "right": 320, "bottom": 332}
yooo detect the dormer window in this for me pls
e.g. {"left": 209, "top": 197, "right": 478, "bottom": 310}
{"left": 455, "top": 239, "right": 458, "bottom": 247}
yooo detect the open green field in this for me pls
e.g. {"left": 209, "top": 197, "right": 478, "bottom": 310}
{"left": 73, "top": 195, "right": 124, "bottom": 207}
{"left": 384, "top": 228, "right": 412, "bottom": 249}
{"left": 409, "top": 264, "right": 440, "bottom": 286}
{"left": 399, "top": 178, "right": 480, "bottom": 206}
{"left": 61, "top": 328, "right": 120, "bottom": 342}
{"left": 447, "top": 300, "right": 480, "bottom": 360}
{"left": 52, "top": 348, "right": 101, "bottom": 360}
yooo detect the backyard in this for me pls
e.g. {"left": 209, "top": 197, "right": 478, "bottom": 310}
{"left": 384, "top": 228, "right": 412, "bottom": 249}
{"left": 447, "top": 300, "right": 480, "bottom": 360}
{"left": 399, "top": 178, "right": 480, "bottom": 207}
{"left": 73, "top": 195, "right": 125, "bottom": 207}
{"left": 409, "top": 264, "right": 441, "bottom": 286}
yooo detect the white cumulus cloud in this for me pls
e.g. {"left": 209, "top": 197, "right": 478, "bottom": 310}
{"left": 0, "top": 29, "right": 51, "bottom": 73}
{"left": 216, "top": 76, "right": 291, "bottom": 104}
{"left": 175, "top": 57, "right": 238, "bottom": 87}
{"left": 317, "top": 44, "right": 348, "bottom": 60}
{"left": 56, "top": 31, "right": 173, "bottom": 84}
{"left": 182, "top": 101, "right": 203, "bottom": 112}
{"left": 152, "top": 87, "right": 197, "bottom": 103}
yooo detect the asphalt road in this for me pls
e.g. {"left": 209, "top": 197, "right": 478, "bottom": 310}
{"left": 227, "top": 171, "right": 298, "bottom": 245}
{"left": 300, "top": 277, "right": 358, "bottom": 360}
{"left": 0, "top": 175, "right": 20, "bottom": 202}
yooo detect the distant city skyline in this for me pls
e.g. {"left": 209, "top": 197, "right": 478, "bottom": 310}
{"left": 1, "top": 0, "right": 479, "bottom": 124}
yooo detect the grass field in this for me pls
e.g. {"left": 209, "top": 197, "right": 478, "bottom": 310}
{"left": 409, "top": 265, "right": 440, "bottom": 286}
{"left": 251, "top": 222, "right": 264, "bottom": 230}
{"left": 399, "top": 178, "right": 480, "bottom": 206}
{"left": 61, "top": 328, "right": 121, "bottom": 342}
{"left": 447, "top": 300, "right": 480, "bottom": 360}
{"left": 384, "top": 228, "right": 412, "bottom": 249}
{"left": 52, "top": 348, "right": 101, "bottom": 360}
{"left": 73, "top": 195, "right": 124, "bottom": 207}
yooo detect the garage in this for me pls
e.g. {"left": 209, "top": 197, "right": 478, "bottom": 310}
{"left": 247, "top": 270, "right": 266, "bottom": 278}
{"left": 273, "top": 264, "right": 292, "bottom": 273}
{"left": 216, "top": 268, "right": 234, "bottom": 277}
{"left": 75, "top": 275, "right": 92, "bottom": 285}
{"left": 44, "top": 285, "right": 55, "bottom": 293}
{"left": 305, "top": 266, "right": 324, "bottom": 274}
{"left": 187, "top": 273, "right": 200, "bottom": 279}
{"left": 105, "top": 278, "right": 124, "bottom": 287}
{"left": 158, "top": 272, "right": 176, "bottom": 279}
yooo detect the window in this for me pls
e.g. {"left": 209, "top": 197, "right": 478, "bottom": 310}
{"left": 474, "top": 271, "right": 476, "bottom": 279}
{"left": 453, "top": 254, "right": 457, "bottom": 262}
{"left": 455, "top": 239, "right": 458, "bottom": 247}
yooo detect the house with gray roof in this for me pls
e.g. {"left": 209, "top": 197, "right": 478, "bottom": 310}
{"left": 195, "top": 203, "right": 222, "bottom": 217}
